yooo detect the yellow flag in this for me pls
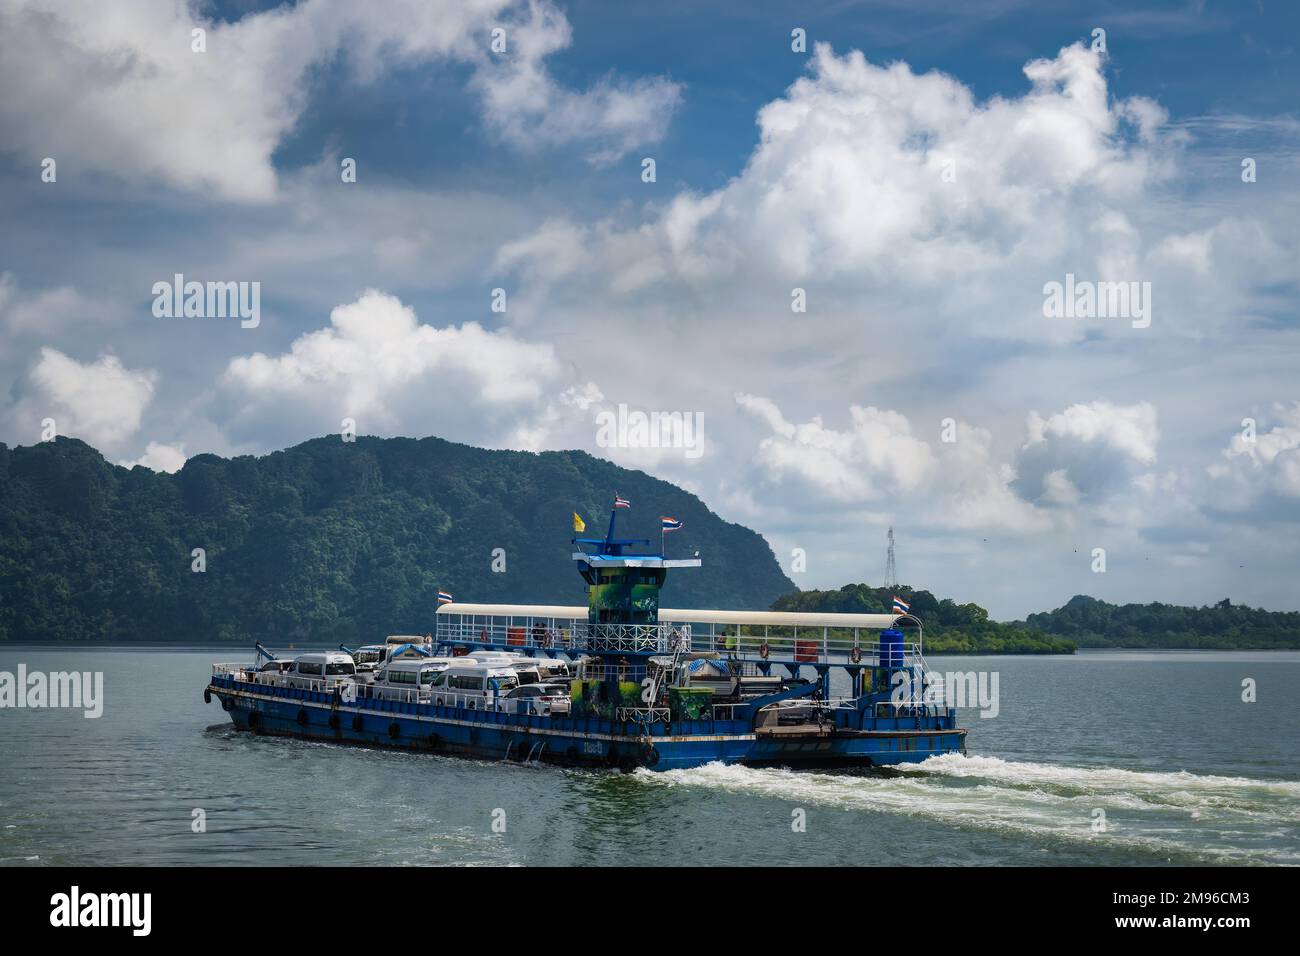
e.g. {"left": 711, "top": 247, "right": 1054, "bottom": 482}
{"left": 573, "top": 512, "right": 586, "bottom": 532}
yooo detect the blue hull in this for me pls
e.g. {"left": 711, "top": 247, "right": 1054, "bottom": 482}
{"left": 207, "top": 676, "right": 967, "bottom": 772}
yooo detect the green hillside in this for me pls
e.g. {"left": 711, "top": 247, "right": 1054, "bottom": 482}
{"left": 0, "top": 436, "right": 794, "bottom": 643}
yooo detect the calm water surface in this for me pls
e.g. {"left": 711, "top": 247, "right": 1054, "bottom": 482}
{"left": 1, "top": 647, "right": 1296, "bottom": 866}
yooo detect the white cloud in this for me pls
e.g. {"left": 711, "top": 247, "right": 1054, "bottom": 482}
{"left": 737, "top": 393, "right": 935, "bottom": 501}
{"left": 0, "top": 0, "right": 678, "bottom": 201}
{"left": 220, "top": 289, "right": 597, "bottom": 449}
{"left": 120, "top": 441, "right": 187, "bottom": 473}
{"left": 0, "top": 272, "right": 112, "bottom": 334}
{"left": 735, "top": 394, "right": 1049, "bottom": 533}
{"left": 1016, "top": 400, "right": 1160, "bottom": 503}
{"left": 19, "top": 348, "right": 156, "bottom": 450}
{"left": 936, "top": 423, "right": 1052, "bottom": 533}
{"left": 1209, "top": 403, "right": 1300, "bottom": 504}
{"left": 498, "top": 43, "right": 1186, "bottom": 321}
{"left": 1024, "top": 401, "right": 1159, "bottom": 464}
{"left": 473, "top": 0, "right": 681, "bottom": 164}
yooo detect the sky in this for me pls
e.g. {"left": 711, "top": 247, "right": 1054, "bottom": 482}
{"left": 1, "top": 0, "right": 1299, "bottom": 619}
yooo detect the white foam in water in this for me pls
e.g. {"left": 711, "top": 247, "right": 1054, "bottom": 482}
{"left": 907, "top": 753, "right": 1300, "bottom": 799}
{"left": 638, "top": 755, "right": 1300, "bottom": 864}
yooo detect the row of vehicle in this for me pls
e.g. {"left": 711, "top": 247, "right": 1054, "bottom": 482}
{"left": 257, "top": 647, "right": 574, "bottom": 716}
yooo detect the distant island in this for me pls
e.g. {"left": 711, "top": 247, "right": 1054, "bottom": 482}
{"left": 774, "top": 586, "right": 1300, "bottom": 653}
{"left": 1021, "top": 594, "right": 1300, "bottom": 650}
{"left": 772, "top": 584, "right": 1076, "bottom": 654}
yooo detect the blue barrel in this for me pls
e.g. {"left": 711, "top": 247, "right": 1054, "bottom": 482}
{"left": 878, "top": 628, "right": 905, "bottom": 669}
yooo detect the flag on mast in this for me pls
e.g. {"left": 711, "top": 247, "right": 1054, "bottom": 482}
{"left": 573, "top": 512, "right": 586, "bottom": 533}
{"left": 660, "top": 517, "right": 683, "bottom": 532}
{"left": 437, "top": 591, "right": 454, "bottom": 605}
{"left": 891, "top": 595, "right": 910, "bottom": 614}
{"left": 613, "top": 494, "right": 631, "bottom": 509}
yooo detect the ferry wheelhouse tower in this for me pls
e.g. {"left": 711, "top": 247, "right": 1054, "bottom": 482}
{"left": 572, "top": 502, "right": 700, "bottom": 651}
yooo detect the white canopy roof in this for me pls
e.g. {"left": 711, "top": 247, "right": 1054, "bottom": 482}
{"left": 437, "top": 603, "right": 584, "bottom": 619}
{"left": 660, "top": 608, "right": 901, "bottom": 629}
{"left": 436, "top": 603, "right": 903, "bottom": 629}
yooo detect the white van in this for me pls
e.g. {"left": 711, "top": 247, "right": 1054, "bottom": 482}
{"left": 515, "top": 658, "right": 571, "bottom": 684}
{"left": 287, "top": 652, "right": 357, "bottom": 690}
{"left": 427, "top": 662, "right": 520, "bottom": 710}
{"left": 344, "top": 644, "right": 386, "bottom": 683}
{"left": 464, "top": 652, "right": 571, "bottom": 686}
{"left": 370, "top": 657, "right": 464, "bottom": 700}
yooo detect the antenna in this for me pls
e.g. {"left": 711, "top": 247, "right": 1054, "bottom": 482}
{"left": 885, "top": 526, "right": 898, "bottom": 590}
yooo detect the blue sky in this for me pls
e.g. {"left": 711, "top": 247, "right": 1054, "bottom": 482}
{"left": 2, "top": 0, "right": 1299, "bottom": 617}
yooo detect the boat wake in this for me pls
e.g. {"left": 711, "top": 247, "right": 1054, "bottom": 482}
{"left": 637, "top": 754, "right": 1300, "bottom": 865}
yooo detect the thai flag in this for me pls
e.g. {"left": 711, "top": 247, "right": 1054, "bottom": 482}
{"left": 613, "top": 494, "right": 631, "bottom": 509}
{"left": 661, "top": 517, "right": 683, "bottom": 532}
{"left": 437, "top": 591, "right": 454, "bottom": 605}
{"left": 892, "top": 596, "right": 910, "bottom": 614}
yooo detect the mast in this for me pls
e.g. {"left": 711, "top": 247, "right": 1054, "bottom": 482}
{"left": 885, "top": 526, "right": 898, "bottom": 590}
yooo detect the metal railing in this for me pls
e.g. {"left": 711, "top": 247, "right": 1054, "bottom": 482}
{"left": 616, "top": 706, "right": 671, "bottom": 723}
{"left": 211, "top": 665, "right": 572, "bottom": 716}
{"left": 574, "top": 662, "right": 650, "bottom": 683}
{"left": 697, "top": 637, "right": 925, "bottom": 666}
{"left": 434, "top": 615, "right": 925, "bottom": 666}
{"left": 576, "top": 623, "right": 691, "bottom": 653}
{"left": 436, "top": 620, "right": 691, "bottom": 654}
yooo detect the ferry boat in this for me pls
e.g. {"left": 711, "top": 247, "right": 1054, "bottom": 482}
{"left": 205, "top": 501, "right": 968, "bottom": 770}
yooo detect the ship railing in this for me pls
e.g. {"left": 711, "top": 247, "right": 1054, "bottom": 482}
{"left": 709, "top": 702, "right": 747, "bottom": 720}
{"left": 686, "top": 634, "right": 926, "bottom": 667}
{"left": 207, "top": 669, "right": 570, "bottom": 715}
{"left": 575, "top": 662, "right": 650, "bottom": 683}
{"left": 873, "top": 700, "right": 945, "bottom": 717}
{"left": 751, "top": 696, "right": 860, "bottom": 726}
{"left": 711, "top": 696, "right": 858, "bottom": 722}
{"left": 678, "top": 660, "right": 769, "bottom": 681}
{"left": 437, "top": 620, "right": 581, "bottom": 651}
{"left": 435, "top": 619, "right": 691, "bottom": 654}
{"left": 616, "top": 706, "right": 671, "bottom": 724}
{"left": 252, "top": 673, "right": 358, "bottom": 696}
{"left": 358, "top": 686, "right": 528, "bottom": 712}
{"left": 570, "top": 622, "right": 691, "bottom": 654}
{"left": 435, "top": 617, "right": 925, "bottom": 667}
{"left": 759, "top": 696, "right": 858, "bottom": 711}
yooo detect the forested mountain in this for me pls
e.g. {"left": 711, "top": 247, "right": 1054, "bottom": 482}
{"left": 0, "top": 436, "right": 794, "bottom": 643}
{"left": 771, "top": 583, "right": 1077, "bottom": 654}
{"left": 1022, "top": 594, "right": 1300, "bottom": 649}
